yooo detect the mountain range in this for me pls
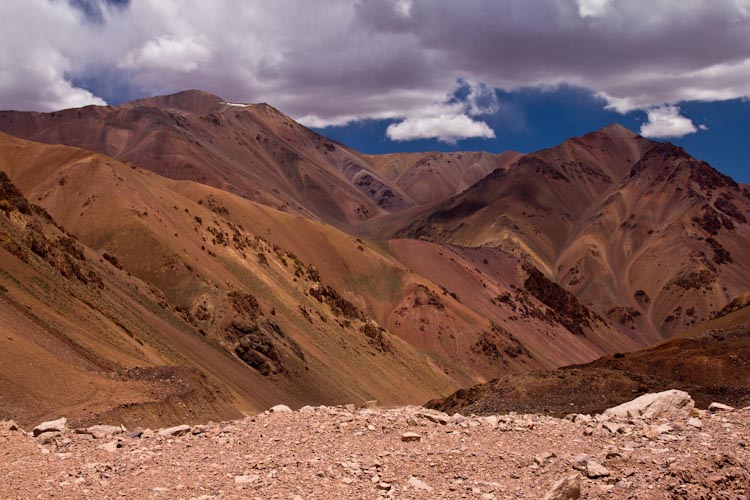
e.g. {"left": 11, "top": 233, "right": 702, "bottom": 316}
{"left": 1, "top": 90, "right": 748, "bottom": 427}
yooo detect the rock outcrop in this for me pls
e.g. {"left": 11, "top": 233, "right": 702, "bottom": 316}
{"left": 603, "top": 389, "right": 694, "bottom": 420}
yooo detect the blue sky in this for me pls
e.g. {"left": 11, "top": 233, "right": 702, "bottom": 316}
{"left": 313, "top": 87, "right": 749, "bottom": 183}
{"left": 0, "top": 1, "right": 748, "bottom": 183}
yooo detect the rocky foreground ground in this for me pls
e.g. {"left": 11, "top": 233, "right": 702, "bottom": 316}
{"left": 1, "top": 391, "right": 749, "bottom": 500}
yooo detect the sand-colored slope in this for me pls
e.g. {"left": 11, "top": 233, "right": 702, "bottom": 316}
{"left": 0, "top": 132, "right": 459, "bottom": 418}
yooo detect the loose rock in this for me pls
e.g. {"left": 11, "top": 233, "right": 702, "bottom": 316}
{"left": 32, "top": 417, "right": 67, "bottom": 437}
{"left": 603, "top": 390, "right": 694, "bottom": 420}
{"left": 401, "top": 432, "right": 421, "bottom": 442}
{"left": 157, "top": 425, "right": 191, "bottom": 437}
{"left": 542, "top": 473, "right": 581, "bottom": 500}
{"left": 269, "top": 404, "right": 293, "bottom": 414}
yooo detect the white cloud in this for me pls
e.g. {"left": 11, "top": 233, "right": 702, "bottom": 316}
{"left": 639, "top": 105, "right": 698, "bottom": 138}
{"left": 119, "top": 35, "right": 211, "bottom": 73}
{"left": 0, "top": 0, "right": 106, "bottom": 111}
{"left": 577, "top": 0, "right": 613, "bottom": 17}
{"left": 464, "top": 81, "right": 501, "bottom": 116}
{"left": 392, "top": 0, "right": 414, "bottom": 18}
{"left": 0, "top": 0, "right": 749, "bottom": 132}
{"left": 386, "top": 113, "right": 495, "bottom": 143}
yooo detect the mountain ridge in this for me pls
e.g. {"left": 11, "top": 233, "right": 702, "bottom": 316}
{"left": 0, "top": 91, "right": 748, "bottom": 427}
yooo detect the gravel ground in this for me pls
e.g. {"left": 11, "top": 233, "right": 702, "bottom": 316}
{"left": 1, "top": 399, "right": 748, "bottom": 499}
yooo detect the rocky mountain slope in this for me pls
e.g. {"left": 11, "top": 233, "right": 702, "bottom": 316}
{"left": 1, "top": 130, "right": 651, "bottom": 428}
{"left": 1, "top": 392, "right": 748, "bottom": 499}
{"left": 397, "top": 125, "right": 750, "bottom": 339}
{"left": 1, "top": 90, "right": 749, "bottom": 429}
{"left": 0, "top": 134, "right": 466, "bottom": 428}
{"left": 428, "top": 304, "right": 750, "bottom": 417}
{"left": 0, "top": 90, "right": 515, "bottom": 233}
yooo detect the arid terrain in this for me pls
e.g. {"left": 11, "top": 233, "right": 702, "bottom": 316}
{"left": 1, "top": 391, "right": 749, "bottom": 499}
{"left": 0, "top": 91, "right": 749, "bottom": 484}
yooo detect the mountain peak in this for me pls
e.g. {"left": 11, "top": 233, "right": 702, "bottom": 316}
{"left": 122, "top": 89, "right": 225, "bottom": 114}
{"left": 596, "top": 123, "right": 638, "bottom": 138}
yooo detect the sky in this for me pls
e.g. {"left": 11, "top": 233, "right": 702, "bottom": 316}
{"left": 0, "top": 0, "right": 748, "bottom": 182}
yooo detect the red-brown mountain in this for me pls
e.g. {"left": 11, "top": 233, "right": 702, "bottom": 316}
{"left": 0, "top": 90, "right": 512, "bottom": 232}
{"left": 1, "top": 91, "right": 748, "bottom": 427}
{"left": 396, "top": 124, "right": 750, "bottom": 339}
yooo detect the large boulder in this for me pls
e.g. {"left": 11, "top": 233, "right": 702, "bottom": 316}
{"left": 603, "top": 390, "right": 694, "bottom": 420}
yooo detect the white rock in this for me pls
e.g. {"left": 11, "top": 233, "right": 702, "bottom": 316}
{"left": 157, "top": 425, "right": 191, "bottom": 438}
{"left": 83, "top": 425, "right": 123, "bottom": 439}
{"left": 401, "top": 432, "right": 421, "bottom": 442}
{"left": 586, "top": 461, "right": 610, "bottom": 479}
{"left": 408, "top": 476, "right": 433, "bottom": 491}
{"left": 98, "top": 441, "right": 121, "bottom": 453}
{"left": 33, "top": 418, "right": 67, "bottom": 437}
{"left": 269, "top": 404, "right": 293, "bottom": 414}
{"left": 416, "top": 410, "right": 451, "bottom": 425}
{"left": 542, "top": 473, "right": 581, "bottom": 500}
{"left": 573, "top": 414, "right": 592, "bottom": 425}
{"left": 234, "top": 474, "right": 259, "bottom": 484}
{"left": 479, "top": 416, "right": 500, "bottom": 428}
{"left": 708, "top": 402, "right": 735, "bottom": 412}
{"left": 688, "top": 417, "right": 703, "bottom": 429}
{"left": 603, "top": 390, "right": 694, "bottom": 420}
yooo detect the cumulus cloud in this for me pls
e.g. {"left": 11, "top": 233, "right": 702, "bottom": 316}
{"left": 639, "top": 105, "right": 698, "bottom": 138}
{"left": 118, "top": 36, "right": 211, "bottom": 73}
{"left": 0, "top": 0, "right": 747, "bottom": 135}
{"left": 387, "top": 113, "right": 495, "bottom": 143}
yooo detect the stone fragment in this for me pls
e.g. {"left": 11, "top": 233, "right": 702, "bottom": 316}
{"left": 269, "top": 404, "right": 293, "bottom": 414}
{"left": 535, "top": 452, "right": 556, "bottom": 465}
{"left": 603, "top": 390, "right": 694, "bottom": 420}
{"left": 586, "top": 461, "right": 610, "bottom": 479}
{"left": 157, "top": 425, "right": 191, "bottom": 438}
{"left": 571, "top": 454, "right": 590, "bottom": 470}
{"left": 479, "top": 416, "right": 500, "bottom": 428}
{"left": 99, "top": 441, "right": 121, "bottom": 453}
{"left": 416, "top": 410, "right": 451, "bottom": 425}
{"left": 573, "top": 414, "right": 592, "bottom": 425}
{"left": 4, "top": 420, "right": 19, "bottom": 432}
{"left": 81, "top": 425, "right": 123, "bottom": 439}
{"left": 603, "top": 422, "right": 621, "bottom": 434}
{"left": 708, "top": 402, "right": 735, "bottom": 412}
{"left": 401, "top": 432, "right": 421, "bottom": 442}
{"left": 687, "top": 417, "right": 703, "bottom": 429}
{"left": 234, "top": 474, "right": 259, "bottom": 484}
{"left": 33, "top": 418, "right": 67, "bottom": 437}
{"left": 38, "top": 432, "right": 61, "bottom": 445}
{"left": 362, "top": 400, "right": 378, "bottom": 409}
{"left": 542, "top": 473, "right": 581, "bottom": 500}
{"left": 408, "top": 476, "right": 433, "bottom": 491}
